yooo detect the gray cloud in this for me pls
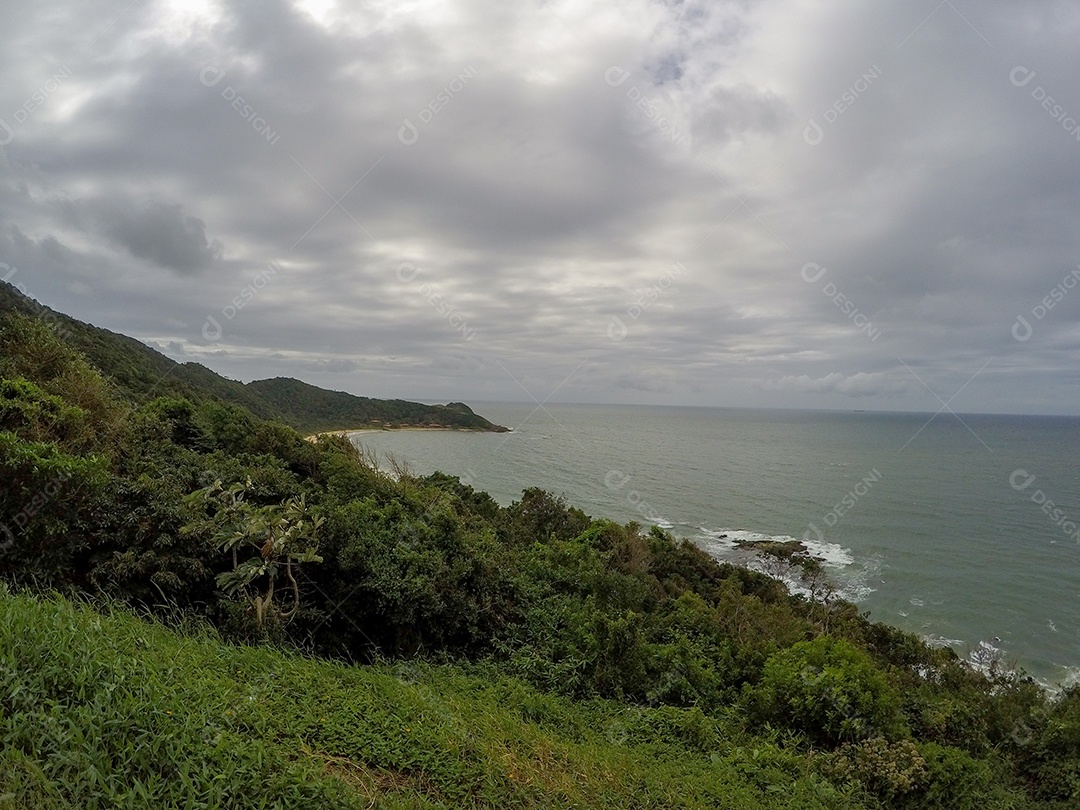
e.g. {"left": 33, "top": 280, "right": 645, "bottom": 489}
{"left": 57, "top": 197, "right": 223, "bottom": 275}
{"left": 0, "top": 0, "right": 1077, "bottom": 414}
{"left": 311, "top": 358, "right": 360, "bottom": 373}
{"left": 759, "top": 372, "right": 909, "bottom": 398}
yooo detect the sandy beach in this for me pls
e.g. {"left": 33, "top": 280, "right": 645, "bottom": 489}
{"left": 304, "top": 425, "right": 488, "bottom": 441}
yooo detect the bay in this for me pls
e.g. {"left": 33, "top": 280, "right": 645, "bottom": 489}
{"left": 350, "top": 403, "right": 1080, "bottom": 686}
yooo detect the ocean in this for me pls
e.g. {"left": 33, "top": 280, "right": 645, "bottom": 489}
{"left": 349, "top": 403, "right": 1080, "bottom": 687}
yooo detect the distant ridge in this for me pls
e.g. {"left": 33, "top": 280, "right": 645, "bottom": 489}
{"left": 0, "top": 280, "right": 506, "bottom": 434}
{"left": 247, "top": 377, "right": 507, "bottom": 434}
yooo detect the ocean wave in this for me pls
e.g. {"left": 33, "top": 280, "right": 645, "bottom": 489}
{"left": 1059, "top": 667, "right": 1080, "bottom": 690}
{"left": 966, "top": 638, "right": 1008, "bottom": 678}
{"left": 923, "top": 634, "right": 965, "bottom": 650}
{"left": 696, "top": 527, "right": 855, "bottom": 568}
{"left": 693, "top": 527, "right": 875, "bottom": 602}
{"left": 923, "top": 637, "right": 1080, "bottom": 694}
{"left": 1025, "top": 665, "right": 1080, "bottom": 695}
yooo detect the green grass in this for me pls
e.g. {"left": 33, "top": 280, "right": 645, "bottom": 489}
{"left": 0, "top": 587, "right": 867, "bottom": 809}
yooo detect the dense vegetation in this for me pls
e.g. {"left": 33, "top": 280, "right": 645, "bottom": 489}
{"left": 2, "top": 294, "right": 1079, "bottom": 808}
{"left": 0, "top": 281, "right": 506, "bottom": 434}
{"left": 247, "top": 377, "right": 506, "bottom": 434}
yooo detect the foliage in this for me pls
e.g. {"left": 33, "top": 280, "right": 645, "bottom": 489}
{"left": 749, "top": 636, "right": 908, "bottom": 745}
{"left": 184, "top": 479, "right": 324, "bottom": 631}
{"left": 0, "top": 289, "right": 1070, "bottom": 808}
{"left": 0, "top": 588, "right": 893, "bottom": 810}
{"left": 0, "top": 315, "right": 126, "bottom": 458}
{"left": 0, "top": 282, "right": 506, "bottom": 435}
{"left": 1010, "top": 685, "right": 1080, "bottom": 805}
{"left": 313, "top": 489, "right": 514, "bottom": 657}
{"left": 248, "top": 377, "right": 507, "bottom": 434}
{"left": 0, "top": 432, "right": 109, "bottom": 586}
{"left": 824, "top": 737, "right": 927, "bottom": 799}
{"left": 500, "top": 487, "right": 591, "bottom": 547}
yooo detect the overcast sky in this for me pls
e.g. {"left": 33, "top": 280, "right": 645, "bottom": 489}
{"left": 2, "top": 0, "right": 1079, "bottom": 414}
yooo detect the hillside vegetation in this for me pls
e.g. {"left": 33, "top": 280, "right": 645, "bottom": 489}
{"left": 1, "top": 296, "right": 1079, "bottom": 808}
{"left": 0, "top": 588, "right": 884, "bottom": 810}
{"left": 0, "top": 281, "right": 505, "bottom": 434}
{"left": 247, "top": 377, "right": 505, "bottom": 434}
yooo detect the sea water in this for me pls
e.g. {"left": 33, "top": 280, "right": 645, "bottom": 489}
{"left": 351, "top": 403, "right": 1080, "bottom": 687}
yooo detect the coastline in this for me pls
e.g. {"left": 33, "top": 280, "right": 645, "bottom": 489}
{"left": 305, "top": 425, "right": 503, "bottom": 441}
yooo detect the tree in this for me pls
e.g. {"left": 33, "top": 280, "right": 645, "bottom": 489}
{"left": 184, "top": 479, "right": 323, "bottom": 630}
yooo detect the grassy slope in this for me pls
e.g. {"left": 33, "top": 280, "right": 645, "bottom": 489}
{"left": 0, "top": 281, "right": 504, "bottom": 434}
{"left": 0, "top": 588, "right": 859, "bottom": 810}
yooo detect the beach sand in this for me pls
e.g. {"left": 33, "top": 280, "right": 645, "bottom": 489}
{"left": 304, "top": 426, "right": 483, "bottom": 441}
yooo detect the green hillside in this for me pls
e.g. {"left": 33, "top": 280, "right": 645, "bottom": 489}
{"left": 0, "top": 588, "right": 874, "bottom": 810}
{"left": 0, "top": 281, "right": 505, "bottom": 434}
{"left": 1, "top": 293, "right": 1079, "bottom": 808}
{"left": 248, "top": 377, "right": 507, "bottom": 434}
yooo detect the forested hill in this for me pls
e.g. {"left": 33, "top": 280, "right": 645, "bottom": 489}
{"left": 248, "top": 377, "right": 506, "bottom": 433}
{"left": 0, "top": 280, "right": 505, "bottom": 434}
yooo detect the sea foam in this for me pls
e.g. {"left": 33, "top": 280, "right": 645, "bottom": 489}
{"left": 694, "top": 527, "right": 874, "bottom": 601}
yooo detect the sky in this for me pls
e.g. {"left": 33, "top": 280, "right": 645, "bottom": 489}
{"left": 1, "top": 0, "right": 1079, "bottom": 415}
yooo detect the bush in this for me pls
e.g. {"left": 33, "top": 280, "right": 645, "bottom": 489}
{"left": 1012, "top": 685, "right": 1080, "bottom": 805}
{"left": 500, "top": 487, "right": 590, "bottom": 547}
{"left": 0, "top": 432, "right": 109, "bottom": 586}
{"left": 824, "top": 737, "right": 927, "bottom": 799}
{"left": 750, "top": 636, "right": 907, "bottom": 746}
{"left": 0, "top": 314, "right": 126, "bottom": 458}
{"left": 899, "top": 743, "right": 1002, "bottom": 810}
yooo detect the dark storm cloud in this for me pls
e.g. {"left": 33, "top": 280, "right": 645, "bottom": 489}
{"left": 58, "top": 197, "right": 223, "bottom": 274}
{"left": 0, "top": 0, "right": 1078, "bottom": 413}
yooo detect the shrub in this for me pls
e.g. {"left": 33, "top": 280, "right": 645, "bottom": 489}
{"left": 500, "top": 487, "right": 590, "bottom": 547}
{"left": 899, "top": 743, "right": 1002, "bottom": 810}
{"left": 750, "top": 636, "right": 907, "bottom": 745}
{"left": 0, "top": 432, "right": 109, "bottom": 586}
{"left": 824, "top": 737, "right": 927, "bottom": 798}
{"left": 1012, "top": 685, "right": 1080, "bottom": 805}
{"left": 0, "top": 314, "right": 125, "bottom": 458}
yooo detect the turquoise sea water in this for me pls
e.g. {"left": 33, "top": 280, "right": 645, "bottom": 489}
{"left": 350, "top": 403, "right": 1080, "bottom": 686}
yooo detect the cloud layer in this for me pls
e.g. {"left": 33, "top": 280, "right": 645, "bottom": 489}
{"left": 1, "top": 0, "right": 1078, "bottom": 413}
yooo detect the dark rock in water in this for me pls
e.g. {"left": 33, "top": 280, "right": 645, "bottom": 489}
{"left": 718, "top": 533, "right": 728, "bottom": 539}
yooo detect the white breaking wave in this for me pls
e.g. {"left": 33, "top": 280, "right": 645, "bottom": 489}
{"left": 696, "top": 527, "right": 854, "bottom": 568}
{"left": 923, "top": 634, "right": 965, "bottom": 650}
{"left": 693, "top": 527, "right": 875, "bottom": 602}
{"left": 966, "top": 638, "right": 1008, "bottom": 678}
